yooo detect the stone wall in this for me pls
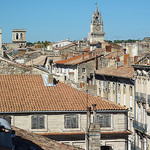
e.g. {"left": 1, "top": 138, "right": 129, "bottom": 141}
{"left": 4, "top": 111, "right": 129, "bottom": 149}
{"left": 0, "top": 60, "right": 32, "bottom": 74}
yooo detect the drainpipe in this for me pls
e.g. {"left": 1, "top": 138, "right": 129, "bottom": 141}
{"left": 116, "top": 80, "right": 118, "bottom": 104}
{"left": 86, "top": 107, "right": 91, "bottom": 150}
{"left": 92, "top": 104, "right": 97, "bottom": 123}
{"left": 133, "top": 76, "right": 136, "bottom": 148}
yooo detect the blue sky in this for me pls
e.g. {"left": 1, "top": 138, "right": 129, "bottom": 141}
{"left": 0, "top": 0, "right": 150, "bottom": 43}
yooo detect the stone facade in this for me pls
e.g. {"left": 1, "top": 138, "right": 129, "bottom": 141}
{"left": 2, "top": 111, "right": 129, "bottom": 150}
{"left": 88, "top": 5, "right": 105, "bottom": 43}
{"left": 0, "top": 28, "right": 2, "bottom": 56}
{"left": 53, "top": 54, "right": 101, "bottom": 89}
{"left": 133, "top": 65, "right": 150, "bottom": 150}
{"left": 12, "top": 29, "right": 26, "bottom": 46}
{"left": 95, "top": 74, "right": 134, "bottom": 150}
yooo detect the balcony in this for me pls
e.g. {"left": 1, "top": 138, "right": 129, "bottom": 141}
{"left": 135, "top": 92, "right": 146, "bottom": 104}
{"left": 133, "top": 120, "right": 147, "bottom": 132}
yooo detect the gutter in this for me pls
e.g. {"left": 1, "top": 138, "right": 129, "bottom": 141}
{"left": 0, "top": 109, "right": 128, "bottom": 114}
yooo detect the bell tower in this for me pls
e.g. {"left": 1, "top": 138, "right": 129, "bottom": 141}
{"left": 88, "top": 3, "right": 105, "bottom": 43}
{"left": 12, "top": 29, "right": 26, "bottom": 47}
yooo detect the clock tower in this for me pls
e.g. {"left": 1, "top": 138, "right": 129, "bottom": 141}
{"left": 88, "top": 4, "right": 105, "bottom": 43}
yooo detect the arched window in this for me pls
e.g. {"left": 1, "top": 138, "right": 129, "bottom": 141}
{"left": 20, "top": 33, "right": 23, "bottom": 39}
{"left": 16, "top": 33, "right": 19, "bottom": 40}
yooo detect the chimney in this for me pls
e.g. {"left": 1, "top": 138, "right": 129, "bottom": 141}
{"left": 124, "top": 54, "right": 130, "bottom": 65}
{"left": 95, "top": 54, "right": 98, "bottom": 70}
{"left": 134, "top": 56, "right": 138, "bottom": 63}
{"left": 87, "top": 104, "right": 101, "bottom": 150}
{"left": 85, "top": 107, "right": 91, "bottom": 150}
{"left": 82, "top": 53, "right": 84, "bottom": 60}
{"left": 48, "top": 74, "right": 53, "bottom": 84}
{"left": 92, "top": 104, "right": 97, "bottom": 123}
{"left": 88, "top": 52, "right": 92, "bottom": 58}
{"left": 127, "top": 57, "right": 131, "bottom": 67}
{"left": 106, "top": 45, "right": 111, "bottom": 52}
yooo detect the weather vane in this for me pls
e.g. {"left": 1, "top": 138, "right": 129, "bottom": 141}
{"left": 95, "top": 2, "right": 97, "bottom": 6}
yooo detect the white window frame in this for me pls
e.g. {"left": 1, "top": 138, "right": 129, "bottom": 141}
{"left": 30, "top": 115, "right": 47, "bottom": 132}
{"left": 63, "top": 114, "right": 81, "bottom": 131}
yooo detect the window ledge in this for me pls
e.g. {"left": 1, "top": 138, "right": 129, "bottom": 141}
{"left": 62, "top": 128, "right": 81, "bottom": 132}
{"left": 30, "top": 128, "right": 48, "bottom": 132}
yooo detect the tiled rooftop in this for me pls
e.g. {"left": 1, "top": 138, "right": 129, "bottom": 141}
{"left": 54, "top": 53, "right": 100, "bottom": 65}
{"left": 104, "top": 49, "right": 124, "bottom": 59}
{"left": 95, "top": 63, "right": 134, "bottom": 78}
{"left": 55, "top": 43, "right": 75, "bottom": 50}
{"left": 26, "top": 55, "right": 47, "bottom": 66}
{"left": 81, "top": 47, "right": 90, "bottom": 52}
{"left": 0, "top": 75, "right": 127, "bottom": 113}
{"left": 13, "top": 126, "right": 83, "bottom": 150}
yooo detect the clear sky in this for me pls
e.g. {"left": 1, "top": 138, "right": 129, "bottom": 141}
{"left": 0, "top": 0, "right": 150, "bottom": 43}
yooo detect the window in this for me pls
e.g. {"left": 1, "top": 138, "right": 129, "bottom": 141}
{"left": 82, "top": 68, "right": 85, "bottom": 73}
{"left": 20, "top": 33, "right": 23, "bottom": 39}
{"left": 64, "top": 115, "right": 78, "bottom": 128}
{"left": 113, "top": 82, "right": 116, "bottom": 94}
{"left": 31, "top": 115, "right": 45, "bottom": 129}
{"left": 123, "top": 85, "right": 126, "bottom": 106}
{"left": 97, "top": 114, "right": 111, "bottom": 127}
{"left": 16, "top": 33, "right": 19, "bottom": 40}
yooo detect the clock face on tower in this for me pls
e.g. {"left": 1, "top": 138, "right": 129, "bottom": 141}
{"left": 94, "top": 25, "right": 100, "bottom": 32}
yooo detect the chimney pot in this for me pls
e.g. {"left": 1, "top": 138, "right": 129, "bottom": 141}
{"left": 48, "top": 74, "right": 53, "bottom": 84}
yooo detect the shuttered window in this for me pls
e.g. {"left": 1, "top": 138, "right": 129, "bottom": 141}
{"left": 97, "top": 114, "right": 111, "bottom": 127}
{"left": 31, "top": 116, "right": 45, "bottom": 129}
{"left": 64, "top": 115, "right": 78, "bottom": 128}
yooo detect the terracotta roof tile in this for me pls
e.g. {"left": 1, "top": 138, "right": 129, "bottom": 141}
{"left": 54, "top": 53, "right": 101, "bottom": 65}
{"left": 13, "top": 126, "right": 83, "bottom": 150}
{"left": 95, "top": 64, "right": 134, "bottom": 78}
{"left": 55, "top": 43, "right": 75, "bottom": 50}
{"left": 0, "top": 75, "right": 127, "bottom": 113}
{"left": 81, "top": 47, "right": 90, "bottom": 52}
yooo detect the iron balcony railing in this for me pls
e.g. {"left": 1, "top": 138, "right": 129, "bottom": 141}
{"left": 133, "top": 120, "right": 147, "bottom": 132}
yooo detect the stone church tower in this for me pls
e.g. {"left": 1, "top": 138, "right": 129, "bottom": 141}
{"left": 12, "top": 29, "right": 26, "bottom": 47}
{"left": 88, "top": 5, "right": 105, "bottom": 43}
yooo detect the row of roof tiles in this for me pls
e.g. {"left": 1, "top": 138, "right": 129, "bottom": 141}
{"left": 0, "top": 75, "right": 127, "bottom": 113}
